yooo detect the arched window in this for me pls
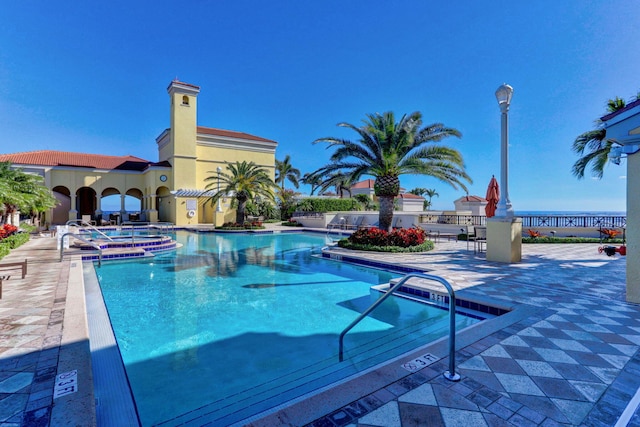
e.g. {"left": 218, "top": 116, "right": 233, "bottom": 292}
{"left": 182, "top": 95, "right": 189, "bottom": 106}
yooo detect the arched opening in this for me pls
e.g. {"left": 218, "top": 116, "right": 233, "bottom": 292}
{"left": 156, "top": 186, "right": 171, "bottom": 222}
{"left": 76, "top": 187, "right": 97, "bottom": 221}
{"left": 52, "top": 186, "right": 70, "bottom": 225}
{"left": 182, "top": 95, "right": 189, "bottom": 106}
{"left": 126, "top": 188, "right": 143, "bottom": 221}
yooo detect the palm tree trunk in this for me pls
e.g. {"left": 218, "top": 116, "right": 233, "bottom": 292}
{"left": 236, "top": 198, "right": 247, "bottom": 224}
{"left": 379, "top": 196, "right": 394, "bottom": 232}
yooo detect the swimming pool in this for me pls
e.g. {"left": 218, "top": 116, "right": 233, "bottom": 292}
{"left": 94, "top": 231, "right": 480, "bottom": 426}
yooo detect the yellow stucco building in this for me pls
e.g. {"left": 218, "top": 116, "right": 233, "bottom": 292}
{"left": 0, "top": 80, "right": 278, "bottom": 226}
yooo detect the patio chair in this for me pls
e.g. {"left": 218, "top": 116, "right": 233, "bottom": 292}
{"left": 470, "top": 226, "right": 487, "bottom": 253}
{"left": 81, "top": 215, "right": 96, "bottom": 226}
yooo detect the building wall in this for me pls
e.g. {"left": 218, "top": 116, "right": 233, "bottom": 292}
{"left": 163, "top": 82, "right": 277, "bottom": 226}
{"left": 627, "top": 152, "right": 640, "bottom": 302}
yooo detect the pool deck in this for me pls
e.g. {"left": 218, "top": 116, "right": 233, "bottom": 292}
{"left": 1, "top": 227, "right": 639, "bottom": 426}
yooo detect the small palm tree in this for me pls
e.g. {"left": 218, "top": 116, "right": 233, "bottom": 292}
{"left": 572, "top": 96, "right": 629, "bottom": 179}
{"left": 275, "top": 155, "right": 301, "bottom": 191}
{"left": 424, "top": 188, "right": 439, "bottom": 207}
{"left": 205, "top": 161, "right": 277, "bottom": 224}
{"left": 301, "top": 172, "right": 323, "bottom": 195}
{"left": 409, "top": 187, "right": 438, "bottom": 210}
{"left": 0, "top": 162, "right": 57, "bottom": 224}
{"left": 313, "top": 111, "right": 470, "bottom": 231}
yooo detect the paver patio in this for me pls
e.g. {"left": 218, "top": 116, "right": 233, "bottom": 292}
{"left": 0, "top": 230, "right": 638, "bottom": 426}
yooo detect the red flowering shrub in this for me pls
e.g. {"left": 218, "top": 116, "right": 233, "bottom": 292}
{"left": 0, "top": 224, "right": 18, "bottom": 241}
{"left": 348, "top": 227, "right": 425, "bottom": 248}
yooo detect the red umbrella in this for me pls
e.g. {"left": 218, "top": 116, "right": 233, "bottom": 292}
{"left": 485, "top": 176, "right": 499, "bottom": 218}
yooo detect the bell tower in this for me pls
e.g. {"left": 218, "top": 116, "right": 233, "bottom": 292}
{"left": 165, "top": 80, "right": 200, "bottom": 189}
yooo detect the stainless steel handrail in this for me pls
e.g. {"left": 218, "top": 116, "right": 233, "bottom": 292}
{"left": 59, "top": 233, "right": 102, "bottom": 267}
{"left": 65, "top": 220, "right": 114, "bottom": 241}
{"left": 338, "top": 272, "right": 460, "bottom": 381}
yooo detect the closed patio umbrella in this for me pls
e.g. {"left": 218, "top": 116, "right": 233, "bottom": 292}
{"left": 485, "top": 175, "right": 499, "bottom": 218}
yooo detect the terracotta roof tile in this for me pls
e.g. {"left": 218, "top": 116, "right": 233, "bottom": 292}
{"left": 396, "top": 193, "right": 424, "bottom": 199}
{"left": 455, "top": 195, "right": 486, "bottom": 203}
{"left": 351, "top": 179, "right": 375, "bottom": 189}
{"left": 0, "top": 150, "right": 152, "bottom": 170}
{"left": 197, "top": 126, "right": 277, "bottom": 144}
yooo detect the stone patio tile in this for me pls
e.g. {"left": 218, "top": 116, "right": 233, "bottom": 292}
{"left": 610, "top": 343, "right": 639, "bottom": 356}
{"left": 502, "top": 345, "right": 545, "bottom": 362}
{"left": 459, "top": 355, "right": 492, "bottom": 372}
{"left": 565, "top": 350, "right": 617, "bottom": 368}
{"left": 549, "top": 361, "right": 602, "bottom": 382}
{"left": 459, "top": 371, "right": 506, "bottom": 394}
{"left": 494, "top": 373, "right": 544, "bottom": 396}
{"left": 357, "top": 401, "right": 400, "bottom": 427}
{"left": 516, "top": 405, "right": 545, "bottom": 424}
{"left": 551, "top": 398, "right": 593, "bottom": 425}
{"left": 531, "top": 377, "right": 585, "bottom": 400}
{"left": 509, "top": 394, "right": 570, "bottom": 424}
{"left": 507, "top": 413, "right": 537, "bottom": 427}
{"left": 533, "top": 348, "right": 577, "bottom": 364}
{"left": 518, "top": 336, "right": 557, "bottom": 350}
{"left": 548, "top": 338, "right": 591, "bottom": 352}
{"left": 486, "top": 401, "right": 514, "bottom": 420}
{"left": 432, "top": 384, "right": 479, "bottom": 411}
{"left": 439, "top": 407, "right": 488, "bottom": 427}
{"left": 483, "top": 357, "right": 526, "bottom": 375}
{"left": 481, "top": 412, "right": 512, "bottom": 427}
{"left": 578, "top": 339, "right": 627, "bottom": 355}
{"left": 397, "top": 383, "right": 437, "bottom": 406}
{"left": 398, "top": 402, "right": 444, "bottom": 427}
{"left": 569, "top": 380, "right": 608, "bottom": 403}
{"left": 481, "top": 345, "right": 512, "bottom": 358}
{"left": 515, "top": 360, "right": 562, "bottom": 379}
{"left": 575, "top": 323, "right": 611, "bottom": 334}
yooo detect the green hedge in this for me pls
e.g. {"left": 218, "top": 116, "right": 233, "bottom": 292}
{"left": 336, "top": 239, "right": 434, "bottom": 253}
{"left": 0, "top": 244, "right": 10, "bottom": 260}
{"left": 297, "top": 198, "right": 359, "bottom": 213}
{"left": 0, "top": 232, "right": 29, "bottom": 260}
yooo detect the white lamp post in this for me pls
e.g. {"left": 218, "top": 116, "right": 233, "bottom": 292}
{"left": 216, "top": 166, "right": 223, "bottom": 213}
{"left": 495, "top": 83, "right": 514, "bottom": 218}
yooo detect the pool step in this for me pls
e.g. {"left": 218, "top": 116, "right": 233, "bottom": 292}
{"left": 160, "top": 312, "right": 471, "bottom": 426}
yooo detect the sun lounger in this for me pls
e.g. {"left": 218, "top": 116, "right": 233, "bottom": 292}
{"left": 344, "top": 216, "right": 364, "bottom": 230}
{"left": 327, "top": 216, "right": 346, "bottom": 229}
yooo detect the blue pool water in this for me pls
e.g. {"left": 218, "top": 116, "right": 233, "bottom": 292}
{"left": 95, "top": 231, "right": 480, "bottom": 426}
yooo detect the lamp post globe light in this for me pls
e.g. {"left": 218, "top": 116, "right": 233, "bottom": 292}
{"left": 495, "top": 83, "right": 514, "bottom": 218}
{"left": 216, "top": 166, "right": 223, "bottom": 213}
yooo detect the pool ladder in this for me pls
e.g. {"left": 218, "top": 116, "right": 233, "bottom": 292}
{"left": 338, "top": 272, "right": 460, "bottom": 382}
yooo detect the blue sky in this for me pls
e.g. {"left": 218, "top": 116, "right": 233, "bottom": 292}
{"left": 1, "top": 1, "right": 638, "bottom": 212}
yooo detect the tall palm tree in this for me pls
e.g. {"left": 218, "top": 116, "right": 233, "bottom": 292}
{"left": 301, "top": 172, "right": 323, "bottom": 195}
{"left": 275, "top": 155, "right": 301, "bottom": 191}
{"left": 313, "top": 111, "right": 471, "bottom": 231}
{"left": 572, "top": 96, "right": 628, "bottom": 179}
{"left": 205, "top": 161, "right": 277, "bottom": 224}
